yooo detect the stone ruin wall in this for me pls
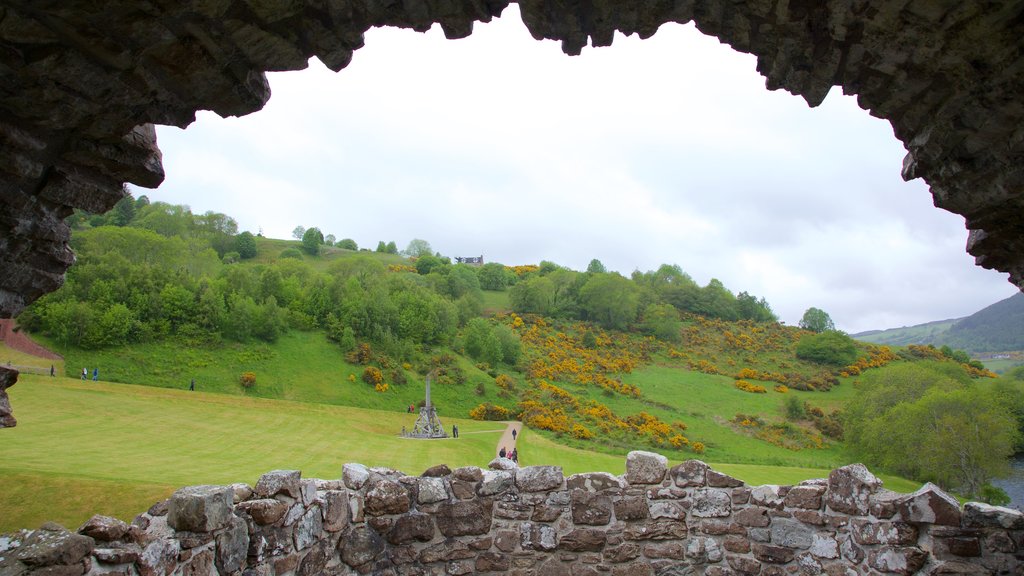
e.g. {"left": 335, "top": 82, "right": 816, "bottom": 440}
{"left": 2, "top": 452, "right": 1023, "bottom": 576}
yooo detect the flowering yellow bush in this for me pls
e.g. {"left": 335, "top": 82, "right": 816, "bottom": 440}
{"left": 734, "top": 380, "right": 767, "bottom": 393}
{"left": 374, "top": 382, "right": 389, "bottom": 393}
{"left": 362, "top": 366, "right": 383, "bottom": 386}
{"left": 240, "top": 372, "right": 256, "bottom": 388}
{"left": 470, "top": 403, "right": 512, "bottom": 421}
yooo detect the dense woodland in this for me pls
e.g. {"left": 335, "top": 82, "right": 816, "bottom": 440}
{"left": 16, "top": 193, "right": 1024, "bottom": 503}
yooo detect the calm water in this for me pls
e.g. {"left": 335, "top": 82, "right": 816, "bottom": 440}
{"left": 991, "top": 454, "right": 1024, "bottom": 510}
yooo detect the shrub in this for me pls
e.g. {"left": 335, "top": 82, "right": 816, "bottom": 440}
{"left": 362, "top": 366, "right": 383, "bottom": 386}
{"left": 475, "top": 381, "right": 486, "bottom": 396}
{"left": 222, "top": 251, "right": 240, "bottom": 264}
{"left": 240, "top": 371, "right": 256, "bottom": 388}
{"left": 280, "top": 248, "right": 303, "bottom": 259}
{"left": 795, "top": 331, "right": 859, "bottom": 366}
{"left": 784, "top": 396, "right": 805, "bottom": 420}
{"left": 374, "top": 382, "right": 389, "bottom": 393}
{"left": 735, "top": 380, "right": 767, "bottom": 393}
{"left": 469, "top": 402, "right": 511, "bottom": 421}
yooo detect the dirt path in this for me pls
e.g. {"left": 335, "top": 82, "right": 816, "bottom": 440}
{"left": 495, "top": 421, "right": 522, "bottom": 459}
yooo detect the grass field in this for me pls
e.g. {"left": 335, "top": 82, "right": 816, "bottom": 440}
{"left": 1, "top": 374, "right": 922, "bottom": 533}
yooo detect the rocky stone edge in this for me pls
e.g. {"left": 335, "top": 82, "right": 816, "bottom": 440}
{"left": 1, "top": 452, "right": 1021, "bottom": 576}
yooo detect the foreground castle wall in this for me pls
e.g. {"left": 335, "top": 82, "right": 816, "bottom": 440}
{"left": 2, "top": 452, "right": 1022, "bottom": 575}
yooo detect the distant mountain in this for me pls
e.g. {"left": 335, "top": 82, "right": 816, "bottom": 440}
{"left": 853, "top": 293, "right": 1024, "bottom": 354}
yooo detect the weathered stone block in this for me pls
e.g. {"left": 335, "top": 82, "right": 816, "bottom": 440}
{"left": 625, "top": 451, "right": 667, "bottom": 485}
{"left": 896, "top": 483, "right": 961, "bottom": 526}
{"left": 215, "top": 516, "right": 248, "bottom": 574}
{"left": 613, "top": 495, "right": 649, "bottom": 521}
{"left": 734, "top": 506, "right": 771, "bottom": 527}
{"left": 785, "top": 485, "right": 825, "bottom": 510}
{"left": 669, "top": 459, "right": 708, "bottom": 487}
{"left": 342, "top": 463, "right": 370, "bottom": 490}
{"left": 686, "top": 536, "right": 724, "bottom": 562}
{"left": 475, "top": 551, "right": 511, "bottom": 571}
{"left": 436, "top": 499, "right": 492, "bottom": 537}
{"left": 77, "top": 516, "right": 128, "bottom": 542}
{"left": 868, "top": 546, "right": 928, "bottom": 575}
{"left": 770, "top": 517, "right": 815, "bottom": 549}
{"left": 692, "top": 488, "right": 732, "bottom": 517}
{"left": 521, "top": 522, "right": 557, "bottom": 551}
{"left": 567, "top": 472, "right": 625, "bottom": 492}
{"left": 825, "top": 463, "right": 882, "bottom": 516}
{"left": 517, "top": 465, "right": 564, "bottom": 492}
{"left": 623, "top": 520, "right": 687, "bottom": 541}
{"left": 339, "top": 525, "right": 384, "bottom": 568}
{"left": 364, "top": 480, "right": 410, "bottom": 516}
{"left": 167, "top": 485, "right": 233, "bottom": 532}
{"left": 559, "top": 528, "right": 607, "bottom": 552}
{"left": 237, "top": 499, "right": 288, "bottom": 526}
{"left": 421, "top": 464, "right": 452, "bottom": 477}
{"left": 572, "top": 491, "right": 613, "bottom": 525}
{"left": 293, "top": 506, "right": 323, "bottom": 550}
{"left": 753, "top": 543, "right": 795, "bottom": 564}
{"left": 387, "top": 513, "right": 435, "bottom": 545}
{"left": 417, "top": 476, "right": 448, "bottom": 504}
{"left": 254, "top": 470, "right": 302, "bottom": 499}
{"left": 962, "top": 502, "right": 1024, "bottom": 529}
{"left": 851, "top": 519, "right": 918, "bottom": 546}
{"left": 479, "top": 470, "right": 514, "bottom": 496}
{"left": 14, "top": 525, "right": 93, "bottom": 568}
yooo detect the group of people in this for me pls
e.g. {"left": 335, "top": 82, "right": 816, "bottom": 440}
{"left": 498, "top": 445, "right": 518, "bottom": 463}
{"left": 81, "top": 367, "right": 98, "bottom": 381}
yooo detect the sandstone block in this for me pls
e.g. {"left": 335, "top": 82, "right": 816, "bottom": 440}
{"left": 167, "top": 485, "right": 234, "bottom": 532}
{"left": 785, "top": 485, "right": 825, "bottom": 510}
{"left": 851, "top": 519, "right": 918, "bottom": 546}
{"left": 613, "top": 495, "right": 649, "bottom": 521}
{"left": 321, "top": 490, "right": 350, "bottom": 531}
{"left": 559, "top": 528, "right": 606, "bottom": 552}
{"left": 896, "top": 483, "right": 961, "bottom": 526}
{"left": 770, "top": 517, "right": 814, "bottom": 549}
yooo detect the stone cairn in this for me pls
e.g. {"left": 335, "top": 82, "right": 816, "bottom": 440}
{"left": 1, "top": 452, "right": 1022, "bottom": 576}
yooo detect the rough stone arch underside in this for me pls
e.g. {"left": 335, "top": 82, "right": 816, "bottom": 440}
{"left": 1, "top": 1, "right": 1024, "bottom": 318}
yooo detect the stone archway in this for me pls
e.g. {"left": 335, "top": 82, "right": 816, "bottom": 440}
{"left": 1, "top": 0, "right": 1023, "bottom": 319}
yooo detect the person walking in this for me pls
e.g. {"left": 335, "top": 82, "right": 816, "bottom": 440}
{"left": 512, "top": 428, "right": 517, "bottom": 440}
{"left": 452, "top": 424, "right": 459, "bottom": 438}
{"left": 81, "top": 368, "right": 87, "bottom": 380}
{"left": 49, "top": 365, "right": 54, "bottom": 377}
{"left": 92, "top": 368, "right": 98, "bottom": 381}
{"left": 499, "top": 446, "right": 507, "bottom": 458}
{"left": 189, "top": 378, "right": 195, "bottom": 391}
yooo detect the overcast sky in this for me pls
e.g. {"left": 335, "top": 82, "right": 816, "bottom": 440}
{"left": 145, "top": 5, "right": 1019, "bottom": 334}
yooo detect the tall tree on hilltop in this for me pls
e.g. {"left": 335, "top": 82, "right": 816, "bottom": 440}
{"left": 799, "top": 307, "right": 835, "bottom": 333}
{"left": 292, "top": 226, "right": 306, "bottom": 240}
{"left": 301, "top": 227, "right": 324, "bottom": 255}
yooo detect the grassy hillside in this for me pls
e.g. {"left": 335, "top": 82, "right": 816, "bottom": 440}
{"left": 251, "top": 237, "right": 409, "bottom": 271}
{"left": 853, "top": 319, "right": 958, "bottom": 347}
{"left": 1, "top": 374, "right": 920, "bottom": 533}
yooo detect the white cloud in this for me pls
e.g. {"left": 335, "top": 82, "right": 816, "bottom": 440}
{"left": 147, "top": 5, "right": 1019, "bottom": 334}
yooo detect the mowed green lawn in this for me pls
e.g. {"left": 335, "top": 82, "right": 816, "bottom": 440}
{"left": 0, "top": 375, "right": 506, "bottom": 532}
{"left": 1, "top": 373, "right": 922, "bottom": 533}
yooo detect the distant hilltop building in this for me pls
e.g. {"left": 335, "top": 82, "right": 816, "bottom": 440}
{"left": 455, "top": 255, "right": 484, "bottom": 266}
